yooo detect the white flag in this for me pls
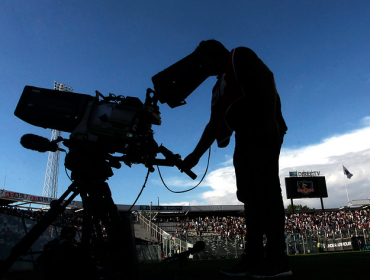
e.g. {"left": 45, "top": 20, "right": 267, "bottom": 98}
{"left": 343, "top": 165, "right": 353, "bottom": 179}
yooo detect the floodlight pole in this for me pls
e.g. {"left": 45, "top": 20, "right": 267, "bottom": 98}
{"left": 42, "top": 81, "right": 73, "bottom": 202}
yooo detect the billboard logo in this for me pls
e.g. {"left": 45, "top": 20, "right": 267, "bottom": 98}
{"left": 297, "top": 181, "right": 314, "bottom": 195}
{"left": 290, "top": 170, "right": 321, "bottom": 177}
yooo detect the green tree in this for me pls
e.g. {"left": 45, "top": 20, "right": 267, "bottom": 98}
{"left": 285, "top": 204, "right": 315, "bottom": 211}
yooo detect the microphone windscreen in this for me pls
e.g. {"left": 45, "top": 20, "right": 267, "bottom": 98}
{"left": 20, "top": 134, "right": 58, "bottom": 153}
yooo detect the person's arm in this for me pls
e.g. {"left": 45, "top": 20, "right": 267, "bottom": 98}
{"left": 182, "top": 119, "right": 216, "bottom": 169}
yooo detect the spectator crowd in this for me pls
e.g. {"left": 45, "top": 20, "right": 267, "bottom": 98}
{"left": 160, "top": 208, "right": 370, "bottom": 240}
{"left": 0, "top": 205, "right": 83, "bottom": 229}
{"left": 285, "top": 210, "right": 370, "bottom": 233}
{"left": 2, "top": 205, "right": 370, "bottom": 240}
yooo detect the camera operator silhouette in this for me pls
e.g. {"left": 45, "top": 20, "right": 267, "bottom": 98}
{"left": 182, "top": 40, "right": 291, "bottom": 278}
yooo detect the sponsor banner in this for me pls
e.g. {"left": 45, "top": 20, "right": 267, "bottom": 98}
{"left": 335, "top": 238, "right": 343, "bottom": 251}
{"left": 324, "top": 239, "right": 335, "bottom": 252}
{"left": 139, "top": 205, "right": 183, "bottom": 211}
{"left": 0, "top": 189, "right": 76, "bottom": 207}
{"left": 322, "top": 238, "right": 353, "bottom": 252}
{"left": 342, "top": 238, "right": 353, "bottom": 251}
{"left": 289, "top": 171, "right": 321, "bottom": 177}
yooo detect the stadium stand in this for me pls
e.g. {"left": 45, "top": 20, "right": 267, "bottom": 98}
{"left": 1, "top": 203, "right": 370, "bottom": 272}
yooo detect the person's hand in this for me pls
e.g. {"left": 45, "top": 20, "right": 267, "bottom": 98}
{"left": 182, "top": 153, "right": 200, "bottom": 170}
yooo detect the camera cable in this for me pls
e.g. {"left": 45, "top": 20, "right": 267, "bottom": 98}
{"left": 157, "top": 148, "right": 211, "bottom": 193}
{"left": 127, "top": 168, "right": 151, "bottom": 212}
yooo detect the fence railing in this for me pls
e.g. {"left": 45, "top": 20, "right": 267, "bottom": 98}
{"left": 0, "top": 212, "right": 66, "bottom": 271}
{"left": 134, "top": 212, "right": 194, "bottom": 258}
{"left": 285, "top": 228, "right": 370, "bottom": 255}
{"left": 134, "top": 213, "right": 370, "bottom": 259}
{"left": 145, "top": 220, "right": 370, "bottom": 259}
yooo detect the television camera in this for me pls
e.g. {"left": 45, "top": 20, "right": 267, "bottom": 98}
{"left": 15, "top": 48, "right": 210, "bottom": 178}
{"left": 2, "top": 49, "right": 210, "bottom": 279}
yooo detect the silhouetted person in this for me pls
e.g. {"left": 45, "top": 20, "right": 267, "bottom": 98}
{"left": 40, "top": 226, "right": 97, "bottom": 280}
{"left": 183, "top": 40, "right": 291, "bottom": 278}
{"left": 39, "top": 226, "right": 77, "bottom": 279}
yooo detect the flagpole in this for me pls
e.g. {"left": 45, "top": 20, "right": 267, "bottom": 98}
{"left": 343, "top": 174, "right": 350, "bottom": 206}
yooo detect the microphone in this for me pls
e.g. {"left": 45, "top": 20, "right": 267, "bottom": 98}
{"left": 171, "top": 241, "right": 205, "bottom": 261}
{"left": 20, "top": 134, "right": 59, "bottom": 153}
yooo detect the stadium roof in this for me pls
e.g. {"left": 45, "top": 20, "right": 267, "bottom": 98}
{"left": 2, "top": 188, "right": 369, "bottom": 213}
{"left": 0, "top": 188, "right": 246, "bottom": 213}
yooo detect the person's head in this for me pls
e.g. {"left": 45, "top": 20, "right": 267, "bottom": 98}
{"left": 195, "top": 40, "right": 230, "bottom": 76}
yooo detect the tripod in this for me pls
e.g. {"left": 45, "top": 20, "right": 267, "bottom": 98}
{"left": 1, "top": 143, "right": 139, "bottom": 279}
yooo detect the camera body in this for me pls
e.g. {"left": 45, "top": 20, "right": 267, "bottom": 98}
{"left": 15, "top": 86, "right": 162, "bottom": 155}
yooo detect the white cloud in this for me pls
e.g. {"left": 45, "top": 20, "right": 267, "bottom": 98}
{"left": 361, "top": 116, "right": 370, "bottom": 126}
{"left": 280, "top": 126, "right": 370, "bottom": 168}
{"left": 193, "top": 123, "right": 370, "bottom": 209}
{"left": 150, "top": 174, "right": 203, "bottom": 188}
{"left": 160, "top": 200, "right": 203, "bottom": 206}
{"left": 201, "top": 167, "right": 241, "bottom": 205}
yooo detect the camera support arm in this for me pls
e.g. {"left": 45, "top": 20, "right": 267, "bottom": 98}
{"left": 117, "top": 144, "right": 197, "bottom": 180}
{"left": 157, "top": 145, "right": 197, "bottom": 179}
{"left": 20, "top": 133, "right": 196, "bottom": 181}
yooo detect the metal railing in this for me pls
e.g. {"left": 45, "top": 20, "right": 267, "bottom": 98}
{"left": 134, "top": 212, "right": 194, "bottom": 258}
{"left": 285, "top": 228, "right": 370, "bottom": 255}
{"left": 134, "top": 215, "right": 370, "bottom": 259}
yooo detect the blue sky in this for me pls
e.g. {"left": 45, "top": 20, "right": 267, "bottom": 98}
{"left": 1, "top": 0, "right": 370, "bottom": 209}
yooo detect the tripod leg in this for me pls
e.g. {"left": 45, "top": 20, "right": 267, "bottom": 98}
{"left": 95, "top": 182, "right": 139, "bottom": 280}
{"left": 0, "top": 181, "right": 80, "bottom": 275}
{"left": 79, "top": 190, "right": 97, "bottom": 249}
{"left": 80, "top": 189, "right": 106, "bottom": 269}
